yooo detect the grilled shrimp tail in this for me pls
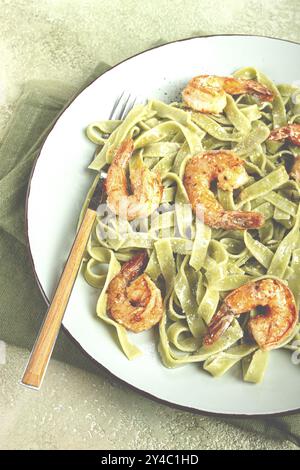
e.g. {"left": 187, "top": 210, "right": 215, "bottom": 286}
{"left": 243, "top": 79, "right": 274, "bottom": 102}
{"left": 120, "top": 251, "right": 148, "bottom": 280}
{"left": 269, "top": 126, "right": 292, "bottom": 141}
{"left": 221, "top": 210, "right": 264, "bottom": 230}
{"left": 269, "top": 124, "right": 300, "bottom": 147}
{"left": 204, "top": 305, "right": 234, "bottom": 346}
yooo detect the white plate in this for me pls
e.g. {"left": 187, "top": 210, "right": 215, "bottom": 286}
{"left": 27, "top": 35, "right": 300, "bottom": 416}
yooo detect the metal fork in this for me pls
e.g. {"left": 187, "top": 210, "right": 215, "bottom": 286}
{"left": 21, "top": 93, "right": 135, "bottom": 390}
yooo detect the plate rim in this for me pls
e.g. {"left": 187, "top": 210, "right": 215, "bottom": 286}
{"left": 25, "top": 33, "right": 300, "bottom": 418}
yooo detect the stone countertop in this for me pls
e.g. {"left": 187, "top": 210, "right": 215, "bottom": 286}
{"left": 0, "top": 0, "right": 299, "bottom": 450}
{"left": 1, "top": 345, "right": 297, "bottom": 450}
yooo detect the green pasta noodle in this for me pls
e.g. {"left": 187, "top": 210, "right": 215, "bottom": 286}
{"left": 190, "top": 221, "right": 211, "bottom": 271}
{"left": 204, "top": 344, "right": 257, "bottom": 377}
{"left": 82, "top": 68, "right": 300, "bottom": 383}
{"left": 242, "top": 350, "right": 269, "bottom": 383}
{"left": 224, "top": 95, "right": 252, "bottom": 134}
{"left": 239, "top": 166, "right": 289, "bottom": 205}
{"left": 244, "top": 231, "right": 273, "bottom": 269}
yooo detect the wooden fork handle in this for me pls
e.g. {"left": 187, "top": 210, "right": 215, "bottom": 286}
{"left": 21, "top": 208, "right": 97, "bottom": 389}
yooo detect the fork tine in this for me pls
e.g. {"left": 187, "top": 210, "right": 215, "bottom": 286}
{"left": 109, "top": 92, "right": 125, "bottom": 120}
{"left": 110, "top": 92, "right": 143, "bottom": 121}
{"left": 121, "top": 97, "right": 137, "bottom": 120}
{"left": 117, "top": 94, "right": 131, "bottom": 120}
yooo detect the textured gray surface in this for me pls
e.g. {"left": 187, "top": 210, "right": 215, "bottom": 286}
{"left": 0, "top": 0, "right": 300, "bottom": 450}
{"left": 0, "top": 345, "right": 298, "bottom": 450}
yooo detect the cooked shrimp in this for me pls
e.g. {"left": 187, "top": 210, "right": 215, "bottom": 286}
{"left": 269, "top": 123, "right": 300, "bottom": 146}
{"left": 107, "top": 251, "right": 163, "bottom": 333}
{"left": 183, "top": 150, "right": 264, "bottom": 230}
{"left": 182, "top": 75, "right": 273, "bottom": 114}
{"left": 106, "top": 138, "right": 163, "bottom": 220}
{"left": 269, "top": 124, "right": 300, "bottom": 181}
{"left": 204, "top": 279, "right": 298, "bottom": 351}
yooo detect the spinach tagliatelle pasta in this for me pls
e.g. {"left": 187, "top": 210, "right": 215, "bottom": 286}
{"left": 82, "top": 67, "right": 300, "bottom": 383}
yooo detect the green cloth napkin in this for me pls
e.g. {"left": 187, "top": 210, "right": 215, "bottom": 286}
{"left": 0, "top": 62, "right": 299, "bottom": 447}
{"left": 0, "top": 63, "right": 111, "bottom": 373}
